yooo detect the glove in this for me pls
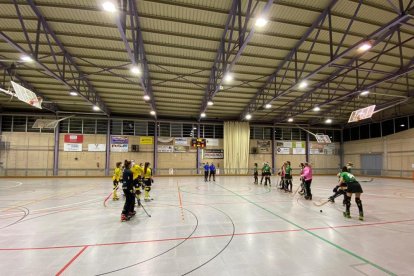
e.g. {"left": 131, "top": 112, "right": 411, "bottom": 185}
{"left": 151, "top": 178, "right": 154, "bottom": 183}
{"left": 333, "top": 186, "right": 339, "bottom": 193}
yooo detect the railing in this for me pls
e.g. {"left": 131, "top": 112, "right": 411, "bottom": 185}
{"left": 0, "top": 167, "right": 412, "bottom": 178}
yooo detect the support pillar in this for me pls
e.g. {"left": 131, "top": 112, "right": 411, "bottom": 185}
{"left": 53, "top": 122, "right": 60, "bottom": 176}
{"left": 305, "top": 132, "right": 310, "bottom": 163}
{"left": 271, "top": 127, "right": 275, "bottom": 173}
{"left": 339, "top": 129, "right": 344, "bottom": 168}
{"left": 105, "top": 119, "right": 111, "bottom": 176}
{"left": 0, "top": 115, "right": 2, "bottom": 135}
{"left": 196, "top": 124, "right": 201, "bottom": 175}
{"left": 153, "top": 120, "right": 158, "bottom": 174}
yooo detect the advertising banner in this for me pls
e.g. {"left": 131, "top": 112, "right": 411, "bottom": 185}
{"left": 110, "top": 144, "right": 128, "bottom": 152}
{"left": 64, "top": 143, "right": 82, "bottom": 152}
{"left": 158, "top": 145, "right": 174, "bottom": 152}
{"left": 206, "top": 139, "right": 219, "bottom": 146}
{"left": 139, "top": 136, "right": 153, "bottom": 145}
{"left": 87, "top": 144, "right": 106, "bottom": 152}
{"left": 203, "top": 149, "right": 224, "bottom": 159}
{"left": 293, "top": 148, "right": 306, "bottom": 155}
{"left": 174, "top": 137, "right": 188, "bottom": 146}
{"left": 64, "top": 134, "right": 83, "bottom": 143}
{"left": 276, "top": 147, "right": 290, "bottom": 154}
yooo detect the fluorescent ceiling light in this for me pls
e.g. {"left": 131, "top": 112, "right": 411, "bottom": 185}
{"left": 245, "top": 114, "right": 252, "bottom": 120}
{"left": 325, "top": 118, "right": 332, "bottom": 124}
{"left": 200, "top": 113, "right": 206, "bottom": 118}
{"left": 143, "top": 95, "right": 150, "bottom": 101}
{"left": 265, "top": 103, "right": 272, "bottom": 109}
{"left": 313, "top": 106, "right": 320, "bottom": 111}
{"left": 287, "top": 118, "right": 293, "bottom": 122}
{"left": 207, "top": 101, "right": 214, "bottom": 106}
{"left": 93, "top": 105, "right": 100, "bottom": 111}
{"left": 360, "top": 90, "right": 370, "bottom": 96}
{"left": 69, "top": 91, "right": 78, "bottom": 96}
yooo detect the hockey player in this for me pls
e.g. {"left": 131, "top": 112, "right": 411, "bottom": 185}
{"left": 131, "top": 160, "right": 144, "bottom": 207}
{"left": 253, "top": 163, "right": 258, "bottom": 184}
{"left": 263, "top": 162, "right": 271, "bottom": 186}
{"left": 284, "top": 161, "right": 293, "bottom": 192}
{"left": 209, "top": 162, "right": 216, "bottom": 181}
{"left": 300, "top": 162, "right": 313, "bottom": 200}
{"left": 338, "top": 167, "right": 364, "bottom": 220}
{"left": 112, "top": 162, "right": 122, "bottom": 200}
{"left": 203, "top": 162, "right": 209, "bottom": 182}
{"left": 121, "top": 160, "right": 135, "bottom": 222}
{"left": 143, "top": 162, "right": 153, "bottom": 202}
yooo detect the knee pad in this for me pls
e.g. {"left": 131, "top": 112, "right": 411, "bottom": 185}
{"left": 355, "top": 198, "right": 362, "bottom": 206}
{"left": 145, "top": 186, "right": 151, "bottom": 192}
{"left": 135, "top": 189, "right": 141, "bottom": 195}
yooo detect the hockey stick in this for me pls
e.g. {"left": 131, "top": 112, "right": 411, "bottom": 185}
{"left": 103, "top": 183, "right": 119, "bottom": 207}
{"left": 360, "top": 178, "right": 374, "bottom": 183}
{"left": 135, "top": 194, "right": 151, "bottom": 217}
{"left": 291, "top": 182, "right": 301, "bottom": 197}
{"left": 313, "top": 199, "right": 332, "bottom": 207}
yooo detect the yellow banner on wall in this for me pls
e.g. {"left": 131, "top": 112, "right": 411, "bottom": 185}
{"left": 140, "top": 136, "right": 154, "bottom": 145}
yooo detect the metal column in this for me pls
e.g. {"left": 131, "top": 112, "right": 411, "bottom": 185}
{"left": 196, "top": 124, "right": 201, "bottom": 174}
{"left": 339, "top": 129, "right": 344, "bottom": 168}
{"left": 305, "top": 132, "right": 310, "bottom": 163}
{"left": 271, "top": 126, "right": 275, "bottom": 173}
{"left": 153, "top": 120, "right": 158, "bottom": 174}
{"left": 0, "top": 115, "right": 2, "bottom": 136}
{"left": 53, "top": 122, "right": 60, "bottom": 176}
{"left": 105, "top": 119, "right": 111, "bottom": 176}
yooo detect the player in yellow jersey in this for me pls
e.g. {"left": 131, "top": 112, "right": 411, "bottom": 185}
{"left": 131, "top": 160, "right": 144, "bottom": 206}
{"left": 143, "top": 162, "right": 153, "bottom": 202}
{"left": 112, "top": 162, "right": 122, "bottom": 200}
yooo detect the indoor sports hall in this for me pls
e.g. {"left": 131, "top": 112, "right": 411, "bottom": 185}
{"left": 0, "top": 1, "right": 413, "bottom": 275}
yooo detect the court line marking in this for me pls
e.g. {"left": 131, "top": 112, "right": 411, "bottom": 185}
{"left": 1, "top": 218, "right": 413, "bottom": 252}
{"left": 176, "top": 181, "right": 185, "bottom": 221}
{"left": 55, "top": 246, "right": 88, "bottom": 276}
{"left": 0, "top": 181, "right": 23, "bottom": 190}
{"left": 214, "top": 183, "right": 398, "bottom": 276}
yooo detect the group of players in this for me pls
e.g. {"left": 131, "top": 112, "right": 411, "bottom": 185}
{"left": 112, "top": 160, "right": 154, "bottom": 222}
{"left": 253, "top": 161, "right": 364, "bottom": 220}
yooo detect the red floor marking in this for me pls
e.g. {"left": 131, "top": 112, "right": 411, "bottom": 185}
{"left": 1, "top": 218, "right": 413, "bottom": 252}
{"left": 55, "top": 245, "right": 88, "bottom": 276}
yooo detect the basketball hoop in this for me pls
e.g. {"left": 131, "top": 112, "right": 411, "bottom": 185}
{"left": 32, "top": 115, "right": 75, "bottom": 130}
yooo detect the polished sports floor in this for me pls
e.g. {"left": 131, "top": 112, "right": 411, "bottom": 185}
{"left": 0, "top": 175, "right": 413, "bottom": 276}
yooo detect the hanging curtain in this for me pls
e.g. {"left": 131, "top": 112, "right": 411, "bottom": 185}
{"left": 224, "top": 121, "right": 250, "bottom": 174}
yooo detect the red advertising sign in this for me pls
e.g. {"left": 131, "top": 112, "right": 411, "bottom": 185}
{"left": 64, "top": 134, "right": 84, "bottom": 143}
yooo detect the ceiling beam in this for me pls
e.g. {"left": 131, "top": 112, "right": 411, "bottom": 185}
{"left": 0, "top": 0, "right": 110, "bottom": 115}
{"left": 199, "top": 0, "right": 273, "bottom": 119}
{"left": 114, "top": 0, "right": 157, "bottom": 117}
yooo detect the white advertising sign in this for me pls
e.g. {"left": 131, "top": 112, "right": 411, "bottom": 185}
{"left": 174, "top": 137, "right": 188, "bottom": 146}
{"left": 206, "top": 139, "right": 219, "bottom": 146}
{"left": 88, "top": 144, "right": 106, "bottom": 152}
{"left": 293, "top": 148, "right": 306, "bottom": 155}
{"left": 158, "top": 145, "right": 174, "bottom": 152}
{"left": 283, "top": 141, "right": 292, "bottom": 148}
{"left": 110, "top": 144, "right": 128, "bottom": 152}
{"left": 276, "top": 147, "right": 290, "bottom": 154}
{"left": 64, "top": 143, "right": 82, "bottom": 152}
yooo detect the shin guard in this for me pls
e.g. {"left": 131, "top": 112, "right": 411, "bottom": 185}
{"left": 355, "top": 198, "right": 363, "bottom": 217}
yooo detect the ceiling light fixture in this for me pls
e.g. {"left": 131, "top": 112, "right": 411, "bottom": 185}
{"left": 358, "top": 42, "right": 372, "bottom": 52}
{"left": 360, "top": 90, "right": 370, "bottom": 96}
{"left": 150, "top": 110, "right": 156, "bottom": 116}
{"left": 130, "top": 66, "right": 141, "bottom": 75}
{"left": 69, "top": 91, "right": 78, "bottom": 96}
{"left": 287, "top": 118, "right": 293, "bottom": 122}
{"left": 313, "top": 106, "right": 320, "bottom": 111}
{"left": 207, "top": 101, "right": 214, "bottom": 106}
{"left": 143, "top": 95, "right": 150, "bottom": 101}
{"left": 93, "top": 105, "right": 100, "bottom": 111}
{"left": 255, "top": 17, "right": 268, "bottom": 27}
{"left": 298, "top": 81, "right": 308, "bottom": 89}
{"left": 265, "top": 103, "right": 272, "bottom": 109}
{"left": 20, "top": 55, "right": 33, "bottom": 62}
{"left": 245, "top": 114, "right": 252, "bottom": 120}
{"left": 400, "top": 124, "right": 405, "bottom": 127}
{"left": 200, "top": 112, "right": 206, "bottom": 118}
{"left": 102, "top": 1, "right": 116, "bottom": 12}
{"left": 223, "top": 73, "right": 233, "bottom": 83}
{"left": 325, "top": 118, "right": 332, "bottom": 124}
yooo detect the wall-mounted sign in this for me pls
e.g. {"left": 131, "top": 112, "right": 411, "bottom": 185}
{"left": 64, "top": 143, "right": 82, "bottom": 152}
{"left": 64, "top": 134, "right": 83, "bottom": 143}
{"left": 87, "top": 144, "right": 106, "bottom": 152}
{"left": 276, "top": 147, "right": 290, "bottom": 154}
{"left": 206, "top": 139, "right": 219, "bottom": 146}
{"left": 139, "top": 136, "right": 153, "bottom": 145}
{"left": 203, "top": 149, "right": 224, "bottom": 159}
{"left": 174, "top": 137, "right": 188, "bottom": 146}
